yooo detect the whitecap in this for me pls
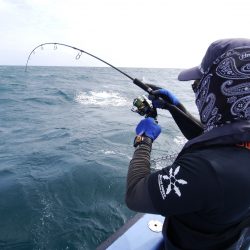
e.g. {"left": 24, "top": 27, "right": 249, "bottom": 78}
{"left": 101, "top": 150, "right": 116, "bottom": 155}
{"left": 75, "top": 91, "right": 129, "bottom": 107}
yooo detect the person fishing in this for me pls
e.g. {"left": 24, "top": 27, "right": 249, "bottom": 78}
{"left": 126, "top": 38, "right": 250, "bottom": 250}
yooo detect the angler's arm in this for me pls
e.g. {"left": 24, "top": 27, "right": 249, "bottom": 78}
{"left": 167, "top": 103, "right": 203, "bottom": 140}
{"left": 126, "top": 118, "right": 161, "bottom": 213}
{"left": 126, "top": 141, "right": 158, "bottom": 213}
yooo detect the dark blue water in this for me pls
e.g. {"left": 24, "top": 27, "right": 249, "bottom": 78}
{"left": 0, "top": 66, "right": 197, "bottom": 249}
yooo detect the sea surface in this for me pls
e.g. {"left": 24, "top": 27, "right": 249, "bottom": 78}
{"left": 0, "top": 66, "right": 197, "bottom": 250}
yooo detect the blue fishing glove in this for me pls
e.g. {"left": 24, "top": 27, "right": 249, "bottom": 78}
{"left": 148, "top": 89, "right": 180, "bottom": 109}
{"left": 136, "top": 117, "right": 161, "bottom": 141}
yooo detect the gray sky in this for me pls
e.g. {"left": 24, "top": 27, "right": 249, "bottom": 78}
{"left": 1, "top": 0, "right": 250, "bottom": 68}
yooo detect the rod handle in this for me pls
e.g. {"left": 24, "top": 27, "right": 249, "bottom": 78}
{"left": 133, "top": 78, "right": 153, "bottom": 94}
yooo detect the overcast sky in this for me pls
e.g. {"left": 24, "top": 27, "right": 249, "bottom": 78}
{"left": 1, "top": 0, "right": 250, "bottom": 68}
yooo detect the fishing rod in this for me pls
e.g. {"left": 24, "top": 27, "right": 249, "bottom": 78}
{"left": 25, "top": 42, "right": 203, "bottom": 135}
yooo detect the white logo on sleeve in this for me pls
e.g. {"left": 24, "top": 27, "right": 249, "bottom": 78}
{"left": 158, "top": 166, "right": 188, "bottom": 199}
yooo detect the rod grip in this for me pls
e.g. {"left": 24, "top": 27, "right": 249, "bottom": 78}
{"left": 133, "top": 78, "right": 153, "bottom": 94}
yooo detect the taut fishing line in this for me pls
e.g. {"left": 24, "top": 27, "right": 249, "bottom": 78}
{"left": 25, "top": 42, "right": 182, "bottom": 165}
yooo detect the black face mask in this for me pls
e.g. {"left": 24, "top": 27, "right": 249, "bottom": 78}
{"left": 194, "top": 47, "right": 250, "bottom": 132}
{"left": 192, "top": 80, "right": 200, "bottom": 93}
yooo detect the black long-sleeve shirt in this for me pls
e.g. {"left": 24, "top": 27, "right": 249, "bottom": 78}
{"left": 126, "top": 121, "right": 250, "bottom": 250}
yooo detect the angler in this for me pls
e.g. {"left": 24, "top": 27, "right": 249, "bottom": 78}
{"left": 126, "top": 38, "right": 250, "bottom": 250}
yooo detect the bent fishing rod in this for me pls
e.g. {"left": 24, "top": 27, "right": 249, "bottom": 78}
{"left": 25, "top": 42, "right": 152, "bottom": 94}
{"left": 25, "top": 42, "right": 203, "bottom": 134}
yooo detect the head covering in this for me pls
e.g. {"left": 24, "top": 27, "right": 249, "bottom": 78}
{"left": 178, "top": 38, "right": 250, "bottom": 81}
{"left": 193, "top": 44, "right": 250, "bottom": 132}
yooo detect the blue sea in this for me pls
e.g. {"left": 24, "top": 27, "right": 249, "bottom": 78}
{"left": 0, "top": 66, "right": 197, "bottom": 250}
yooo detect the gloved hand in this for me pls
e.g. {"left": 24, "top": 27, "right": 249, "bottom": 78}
{"left": 148, "top": 89, "right": 180, "bottom": 109}
{"left": 136, "top": 117, "right": 161, "bottom": 141}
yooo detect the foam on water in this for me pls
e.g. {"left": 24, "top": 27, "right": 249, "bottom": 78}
{"left": 75, "top": 91, "right": 129, "bottom": 107}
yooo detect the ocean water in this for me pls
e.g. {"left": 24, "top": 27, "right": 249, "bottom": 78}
{"left": 0, "top": 66, "right": 197, "bottom": 250}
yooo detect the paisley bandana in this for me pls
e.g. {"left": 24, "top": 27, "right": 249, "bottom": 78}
{"left": 194, "top": 47, "right": 250, "bottom": 132}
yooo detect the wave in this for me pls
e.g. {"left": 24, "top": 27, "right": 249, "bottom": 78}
{"left": 23, "top": 97, "right": 56, "bottom": 105}
{"left": 75, "top": 91, "right": 129, "bottom": 107}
